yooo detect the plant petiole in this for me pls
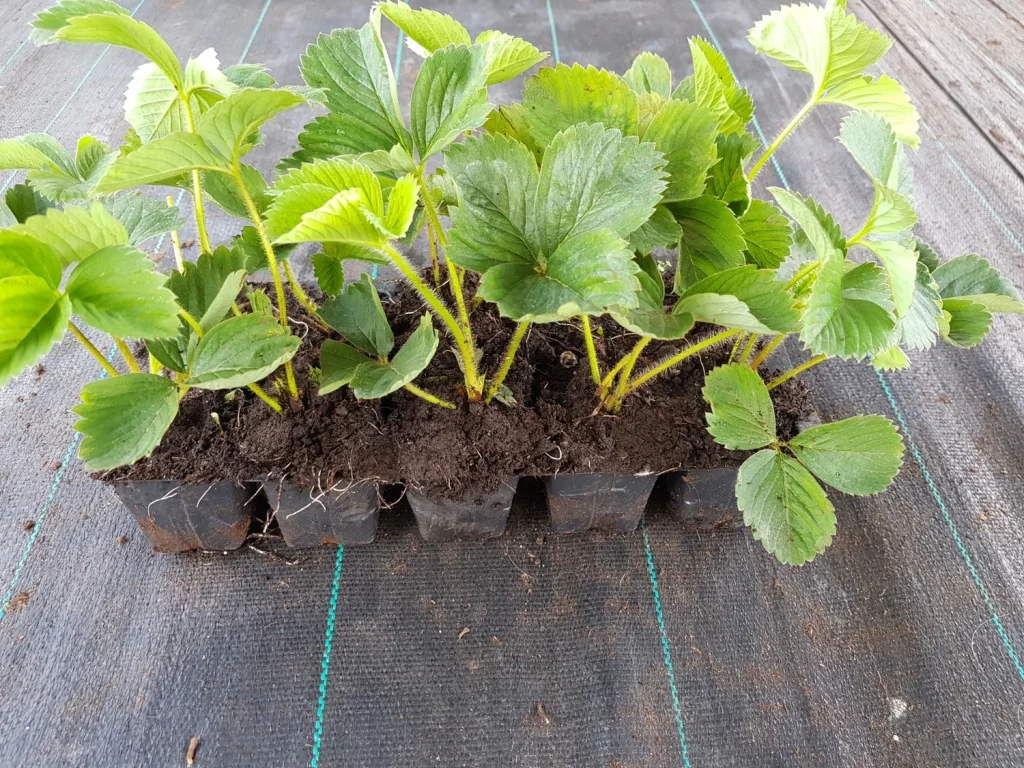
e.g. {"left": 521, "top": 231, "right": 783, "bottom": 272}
{"left": 766, "top": 354, "right": 827, "bottom": 390}
{"left": 404, "top": 382, "right": 456, "bottom": 409}
{"left": 749, "top": 334, "right": 786, "bottom": 369}
{"left": 749, "top": 93, "right": 817, "bottom": 181}
{"left": 580, "top": 315, "right": 602, "bottom": 386}
{"left": 68, "top": 322, "right": 119, "bottom": 377}
{"left": 113, "top": 337, "right": 141, "bottom": 373}
{"left": 622, "top": 328, "right": 743, "bottom": 400}
{"left": 485, "top": 321, "right": 530, "bottom": 403}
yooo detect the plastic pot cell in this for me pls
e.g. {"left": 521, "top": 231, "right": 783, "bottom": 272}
{"left": 406, "top": 478, "right": 519, "bottom": 541}
{"left": 660, "top": 468, "right": 741, "bottom": 530}
{"left": 265, "top": 477, "right": 379, "bottom": 548}
{"left": 544, "top": 473, "right": 658, "bottom": 534}
{"left": 110, "top": 480, "right": 256, "bottom": 553}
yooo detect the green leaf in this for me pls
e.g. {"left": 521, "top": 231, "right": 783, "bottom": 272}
{"left": 669, "top": 195, "right": 746, "bottom": 292}
{"left": 7, "top": 202, "right": 128, "bottom": 266}
{"left": 821, "top": 75, "right": 919, "bottom": 149}
{"left": 188, "top": 314, "right": 300, "bottom": 389}
{"left": 411, "top": 44, "right": 491, "bottom": 160}
{"left": 53, "top": 12, "right": 184, "bottom": 88}
{"left": 643, "top": 98, "right": 719, "bottom": 203}
{"left": 318, "top": 273, "right": 394, "bottom": 358}
{"left": 769, "top": 188, "right": 845, "bottom": 262}
{"left": 482, "top": 103, "right": 543, "bottom": 162}
{"left": 789, "top": 415, "right": 904, "bottom": 495}
{"left": 475, "top": 30, "right": 547, "bottom": 85}
{"left": 915, "top": 240, "right": 940, "bottom": 273}
{"left": 65, "top": 244, "right": 180, "bottom": 339}
{"left": 73, "top": 373, "right": 179, "bottom": 470}
{"left": 534, "top": 123, "right": 666, "bottom": 256}
{"left": 739, "top": 199, "right": 792, "bottom": 269}
{"left": 895, "top": 262, "right": 943, "bottom": 351}
{"left": 677, "top": 265, "right": 800, "bottom": 334}
{"left": 859, "top": 238, "right": 917, "bottom": 318}
{"left": 0, "top": 275, "right": 71, "bottom": 386}
{"left": 737, "top": 449, "right": 835, "bottom": 566}
{"left": 124, "top": 63, "right": 187, "bottom": 144}
{"left": 838, "top": 111, "right": 909, "bottom": 193}
{"left": 246, "top": 288, "right": 274, "bottom": 317}
{"left": 628, "top": 205, "right": 682, "bottom": 256}
{"left": 230, "top": 226, "right": 297, "bottom": 274}
{"left": 477, "top": 229, "right": 640, "bottom": 322}
{"left": 801, "top": 258, "right": 896, "bottom": 359}
{"left": 95, "top": 132, "right": 230, "bottom": 194}
{"left": 167, "top": 245, "right": 246, "bottom": 333}
{"left": 378, "top": 2, "right": 471, "bottom": 56}
{"left": 933, "top": 254, "right": 1024, "bottom": 313}
{"left": 703, "top": 363, "right": 776, "bottom": 450}
{"left": 705, "top": 132, "right": 760, "bottom": 214}
{"left": 105, "top": 194, "right": 183, "bottom": 246}
{"left": 31, "top": 0, "right": 129, "bottom": 45}
{"left": 198, "top": 88, "right": 306, "bottom": 162}
{"left": 871, "top": 345, "right": 909, "bottom": 371}
{"left": 685, "top": 38, "right": 753, "bottom": 135}
{"left": 940, "top": 298, "right": 991, "bottom": 348}
{"left": 319, "top": 339, "right": 372, "bottom": 395}
{"left": 522, "top": 64, "right": 638, "bottom": 149}
{"left": 349, "top": 313, "right": 439, "bottom": 399}
{"left": 445, "top": 133, "right": 537, "bottom": 273}
{"left": 312, "top": 253, "right": 346, "bottom": 297}
{"left": 0, "top": 134, "right": 71, "bottom": 173}
{"left": 0, "top": 134, "right": 110, "bottom": 202}
{"left": 377, "top": 173, "right": 419, "bottom": 239}
{"left": 624, "top": 52, "right": 672, "bottom": 98}
{"left": 0, "top": 231, "right": 63, "bottom": 288}
{"left": 201, "top": 163, "right": 268, "bottom": 220}
{"left": 4, "top": 184, "right": 54, "bottom": 224}
{"left": 223, "top": 63, "right": 276, "bottom": 89}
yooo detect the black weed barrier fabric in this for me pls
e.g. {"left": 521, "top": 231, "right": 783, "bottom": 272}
{"left": 2, "top": 0, "right": 1024, "bottom": 766}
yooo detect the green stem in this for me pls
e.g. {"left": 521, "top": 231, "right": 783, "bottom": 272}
{"left": 167, "top": 195, "right": 185, "bottom": 272}
{"left": 233, "top": 159, "right": 299, "bottom": 401}
{"left": 404, "top": 382, "right": 457, "bottom": 410}
{"left": 623, "top": 329, "right": 743, "bottom": 398}
{"left": 766, "top": 354, "right": 827, "bottom": 391}
{"left": 598, "top": 354, "right": 629, "bottom": 399}
{"left": 728, "top": 332, "right": 747, "bottom": 362}
{"left": 383, "top": 243, "right": 482, "bottom": 399}
{"left": 68, "top": 322, "right": 118, "bottom": 377}
{"left": 607, "top": 337, "right": 650, "bottom": 410}
{"left": 282, "top": 259, "right": 330, "bottom": 331}
{"left": 179, "top": 308, "right": 205, "bottom": 338}
{"left": 427, "top": 220, "right": 441, "bottom": 288}
{"left": 113, "top": 337, "right": 140, "bottom": 373}
{"left": 580, "top": 315, "right": 602, "bottom": 386}
{"left": 485, "top": 321, "right": 530, "bottom": 403}
{"left": 846, "top": 223, "right": 869, "bottom": 247}
{"left": 181, "top": 97, "right": 212, "bottom": 254}
{"left": 749, "top": 94, "right": 818, "bottom": 181}
{"left": 247, "top": 382, "right": 283, "bottom": 413}
{"left": 739, "top": 333, "right": 759, "bottom": 365}
{"left": 749, "top": 334, "right": 786, "bottom": 369}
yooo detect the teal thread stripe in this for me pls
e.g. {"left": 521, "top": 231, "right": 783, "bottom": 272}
{"left": 688, "top": 0, "right": 1024, "bottom": 678}
{"left": 310, "top": 544, "right": 346, "bottom": 768}
{"left": 1, "top": 346, "right": 116, "bottom": 622}
{"left": 874, "top": 370, "right": 1024, "bottom": 680}
{"left": 1, "top": 0, "right": 149, "bottom": 194}
{"left": 239, "top": 0, "right": 274, "bottom": 65}
{"left": 544, "top": 1, "right": 691, "bottom": 758}
{"left": 643, "top": 524, "right": 692, "bottom": 767}
{"left": 0, "top": 39, "right": 29, "bottom": 77}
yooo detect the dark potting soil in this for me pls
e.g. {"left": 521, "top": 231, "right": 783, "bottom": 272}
{"left": 107, "top": 277, "right": 812, "bottom": 499}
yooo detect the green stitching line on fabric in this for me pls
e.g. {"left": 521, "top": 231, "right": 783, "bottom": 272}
{"left": 311, "top": 543, "right": 346, "bottom": 768}
{"left": 687, "top": 0, "right": 1024, "bottom": 682}
{"left": 643, "top": 523, "right": 692, "bottom": 767}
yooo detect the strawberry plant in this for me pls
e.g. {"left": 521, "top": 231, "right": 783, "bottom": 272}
{"left": 0, "top": 0, "right": 1020, "bottom": 563}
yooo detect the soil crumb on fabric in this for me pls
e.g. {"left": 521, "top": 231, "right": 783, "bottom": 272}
{"left": 108, "top": 279, "right": 811, "bottom": 498}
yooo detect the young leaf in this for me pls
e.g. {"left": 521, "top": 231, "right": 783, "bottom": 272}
{"left": 612, "top": 255, "right": 694, "bottom": 340}
{"left": 939, "top": 297, "right": 992, "bottom": 348}
{"left": 705, "top": 132, "right": 760, "bottom": 214}
{"left": 739, "top": 199, "right": 792, "bottom": 269}
{"left": 860, "top": 238, "right": 918, "bottom": 318}
{"left": 643, "top": 99, "right": 719, "bottom": 203}
{"left": 522, "top": 64, "right": 638, "bottom": 149}
{"left": 624, "top": 52, "right": 672, "bottom": 98}
{"left": 31, "top": 0, "right": 129, "bottom": 45}
{"left": 482, "top": 103, "right": 543, "bottom": 162}
{"left": 223, "top": 63, "right": 276, "bottom": 89}
{"left": 378, "top": 2, "right": 471, "bottom": 56}
{"left": 0, "top": 134, "right": 73, "bottom": 173}
{"left": 65, "top": 244, "right": 180, "bottom": 339}
{"left": 73, "top": 373, "right": 180, "bottom": 470}
{"left": 4, "top": 184, "right": 54, "bottom": 223}
{"left": 676, "top": 265, "right": 800, "bottom": 334}
{"left": 53, "top": 12, "right": 184, "bottom": 88}
{"left": 702, "top": 363, "right": 776, "bottom": 450}
{"left": 871, "top": 345, "right": 909, "bottom": 371}
{"left": 105, "top": 194, "right": 183, "bottom": 246}
{"left": 317, "top": 273, "right": 394, "bottom": 359}
{"left": 187, "top": 314, "right": 300, "bottom": 389}
{"left": 349, "top": 313, "right": 439, "bottom": 399}
{"left": 788, "top": 415, "right": 904, "bottom": 495}
{"left": 0, "top": 276, "right": 72, "bottom": 387}
{"left": 932, "top": 254, "right": 1024, "bottom": 314}
{"left": 628, "top": 205, "right": 682, "bottom": 256}
{"left": 668, "top": 195, "right": 747, "bottom": 291}
{"left": 95, "top": 132, "right": 230, "bottom": 193}
{"left": 376, "top": 173, "right": 419, "bottom": 239}
{"left": 295, "top": 19, "right": 411, "bottom": 163}
{"left": 820, "top": 75, "right": 919, "bottom": 147}
{"left": 410, "top": 44, "right": 491, "bottom": 160}
{"left": 475, "top": 30, "right": 547, "bottom": 85}
{"left": 231, "top": 226, "right": 298, "bottom": 274}
{"left": 7, "top": 203, "right": 128, "bottom": 266}
{"left": 736, "top": 449, "right": 836, "bottom": 566}
{"left": 895, "top": 262, "right": 943, "bottom": 351}
{"left": 915, "top": 240, "right": 940, "bottom": 273}
{"left": 800, "top": 258, "right": 896, "bottom": 359}
{"left": 684, "top": 38, "right": 753, "bottom": 135}
{"left": 769, "top": 188, "right": 845, "bottom": 261}
{"left": 319, "top": 339, "right": 372, "bottom": 395}
{"left": 167, "top": 245, "right": 247, "bottom": 333}
{"left": 198, "top": 88, "right": 306, "bottom": 162}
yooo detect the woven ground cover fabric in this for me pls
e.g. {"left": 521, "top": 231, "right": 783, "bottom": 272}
{"left": 1, "top": 0, "right": 1023, "bottom": 765}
